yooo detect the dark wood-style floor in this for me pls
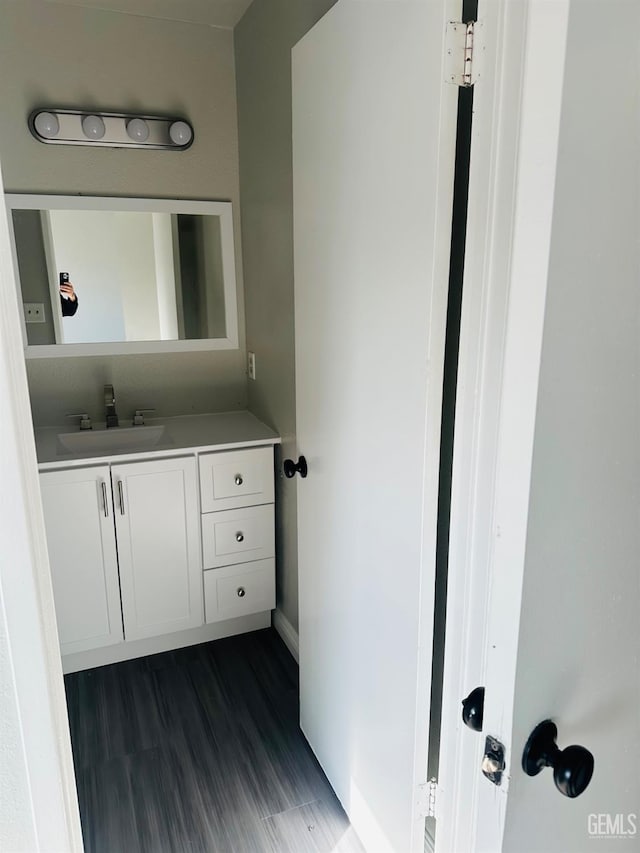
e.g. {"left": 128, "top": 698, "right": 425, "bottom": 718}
{"left": 64, "top": 628, "right": 364, "bottom": 853}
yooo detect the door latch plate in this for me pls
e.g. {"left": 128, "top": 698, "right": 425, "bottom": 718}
{"left": 482, "top": 735, "right": 506, "bottom": 785}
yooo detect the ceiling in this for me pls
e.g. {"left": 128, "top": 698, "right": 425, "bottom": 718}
{"left": 43, "top": 0, "right": 255, "bottom": 29}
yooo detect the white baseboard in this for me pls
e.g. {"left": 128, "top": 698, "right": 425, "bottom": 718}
{"left": 62, "top": 611, "right": 271, "bottom": 674}
{"left": 272, "top": 607, "right": 299, "bottom": 663}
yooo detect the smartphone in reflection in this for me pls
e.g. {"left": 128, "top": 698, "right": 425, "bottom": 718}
{"left": 59, "top": 271, "right": 71, "bottom": 299}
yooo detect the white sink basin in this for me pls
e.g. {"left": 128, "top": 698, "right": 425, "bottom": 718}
{"left": 56, "top": 425, "right": 170, "bottom": 456}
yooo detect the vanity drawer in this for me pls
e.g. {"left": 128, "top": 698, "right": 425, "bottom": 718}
{"left": 202, "top": 504, "right": 275, "bottom": 568}
{"left": 199, "top": 447, "right": 274, "bottom": 512}
{"left": 204, "top": 559, "right": 275, "bottom": 623}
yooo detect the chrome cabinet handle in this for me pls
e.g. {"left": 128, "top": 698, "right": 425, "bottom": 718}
{"left": 235, "top": 532, "right": 244, "bottom": 543}
{"left": 237, "top": 587, "right": 246, "bottom": 598}
{"left": 117, "top": 480, "right": 125, "bottom": 515}
{"left": 234, "top": 474, "right": 243, "bottom": 486}
{"left": 101, "top": 481, "right": 109, "bottom": 517}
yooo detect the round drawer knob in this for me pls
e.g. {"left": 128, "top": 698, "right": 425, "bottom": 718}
{"left": 236, "top": 532, "right": 244, "bottom": 543}
{"left": 234, "top": 474, "right": 243, "bottom": 486}
{"left": 237, "top": 587, "right": 246, "bottom": 598}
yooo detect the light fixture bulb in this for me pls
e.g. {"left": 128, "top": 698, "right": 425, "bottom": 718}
{"left": 34, "top": 111, "right": 60, "bottom": 139}
{"left": 169, "top": 121, "right": 193, "bottom": 146}
{"left": 82, "top": 114, "right": 106, "bottom": 139}
{"left": 126, "top": 118, "right": 149, "bottom": 142}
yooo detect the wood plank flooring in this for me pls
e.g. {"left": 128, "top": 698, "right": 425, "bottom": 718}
{"left": 64, "top": 628, "right": 364, "bottom": 853}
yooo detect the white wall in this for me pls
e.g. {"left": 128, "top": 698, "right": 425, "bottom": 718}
{"left": 153, "top": 213, "right": 179, "bottom": 339}
{"left": 0, "top": 0, "right": 247, "bottom": 426}
{"left": 119, "top": 214, "right": 161, "bottom": 341}
{"left": 503, "top": 2, "right": 640, "bottom": 850}
{"left": 49, "top": 210, "right": 165, "bottom": 343}
{"left": 234, "top": 0, "right": 338, "bottom": 631}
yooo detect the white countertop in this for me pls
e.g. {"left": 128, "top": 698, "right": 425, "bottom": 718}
{"left": 35, "top": 410, "right": 280, "bottom": 470}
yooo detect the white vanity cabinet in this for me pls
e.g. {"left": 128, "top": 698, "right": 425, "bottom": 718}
{"left": 40, "top": 457, "right": 202, "bottom": 655}
{"left": 112, "top": 456, "right": 201, "bottom": 641}
{"left": 39, "top": 465, "right": 123, "bottom": 656}
{"left": 36, "top": 413, "right": 280, "bottom": 672}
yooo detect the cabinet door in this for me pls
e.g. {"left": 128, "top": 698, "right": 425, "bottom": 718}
{"left": 39, "top": 466, "right": 122, "bottom": 655}
{"left": 113, "top": 456, "right": 202, "bottom": 641}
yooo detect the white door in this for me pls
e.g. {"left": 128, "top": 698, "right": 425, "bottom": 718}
{"left": 292, "top": 2, "right": 459, "bottom": 850}
{"left": 486, "top": 1, "right": 640, "bottom": 850}
{"left": 40, "top": 465, "right": 123, "bottom": 655}
{"left": 113, "top": 456, "right": 202, "bottom": 641}
{"left": 439, "top": 1, "right": 640, "bottom": 852}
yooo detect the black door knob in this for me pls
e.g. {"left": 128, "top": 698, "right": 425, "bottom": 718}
{"left": 283, "top": 456, "right": 308, "bottom": 479}
{"left": 522, "top": 720, "right": 594, "bottom": 798}
{"left": 461, "top": 686, "right": 485, "bottom": 732}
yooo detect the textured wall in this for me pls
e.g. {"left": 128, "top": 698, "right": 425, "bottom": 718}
{"left": 234, "top": 0, "right": 337, "bottom": 632}
{"left": 0, "top": 0, "right": 247, "bottom": 426}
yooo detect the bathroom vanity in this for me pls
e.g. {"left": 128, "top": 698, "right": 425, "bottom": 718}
{"left": 6, "top": 191, "right": 280, "bottom": 675}
{"left": 35, "top": 411, "right": 279, "bottom": 673}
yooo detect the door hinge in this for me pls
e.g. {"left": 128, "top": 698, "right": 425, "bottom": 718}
{"left": 444, "top": 20, "right": 485, "bottom": 87}
{"left": 417, "top": 778, "right": 438, "bottom": 820}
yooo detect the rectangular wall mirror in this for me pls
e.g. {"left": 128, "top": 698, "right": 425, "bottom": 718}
{"left": 6, "top": 195, "right": 239, "bottom": 357}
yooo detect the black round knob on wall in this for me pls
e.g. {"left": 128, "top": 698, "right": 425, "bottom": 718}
{"left": 283, "top": 456, "right": 308, "bottom": 479}
{"left": 522, "top": 720, "right": 594, "bottom": 798}
{"left": 461, "top": 686, "right": 485, "bottom": 732}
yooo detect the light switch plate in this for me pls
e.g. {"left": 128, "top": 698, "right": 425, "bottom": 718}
{"left": 248, "top": 351, "right": 256, "bottom": 380}
{"left": 24, "top": 303, "right": 46, "bottom": 323}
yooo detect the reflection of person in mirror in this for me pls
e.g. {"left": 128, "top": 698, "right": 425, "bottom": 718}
{"left": 60, "top": 280, "right": 79, "bottom": 316}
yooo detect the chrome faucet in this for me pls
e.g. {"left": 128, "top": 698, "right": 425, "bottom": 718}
{"left": 104, "top": 384, "right": 119, "bottom": 428}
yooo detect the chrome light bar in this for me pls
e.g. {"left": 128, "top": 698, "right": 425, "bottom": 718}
{"left": 29, "top": 109, "right": 194, "bottom": 151}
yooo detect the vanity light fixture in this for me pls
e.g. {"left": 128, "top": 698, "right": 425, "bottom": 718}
{"left": 29, "top": 109, "right": 194, "bottom": 150}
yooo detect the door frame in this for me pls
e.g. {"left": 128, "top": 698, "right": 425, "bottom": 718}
{"left": 436, "top": 1, "right": 571, "bottom": 851}
{"left": 0, "top": 161, "right": 83, "bottom": 848}
{"left": 0, "top": 0, "right": 572, "bottom": 849}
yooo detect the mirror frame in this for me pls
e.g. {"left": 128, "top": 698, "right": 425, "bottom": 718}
{"left": 6, "top": 194, "right": 239, "bottom": 358}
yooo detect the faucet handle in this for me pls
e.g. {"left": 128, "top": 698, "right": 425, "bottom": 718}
{"left": 66, "top": 412, "right": 92, "bottom": 430}
{"left": 132, "top": 408, "right": 155, "bottom": 426}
